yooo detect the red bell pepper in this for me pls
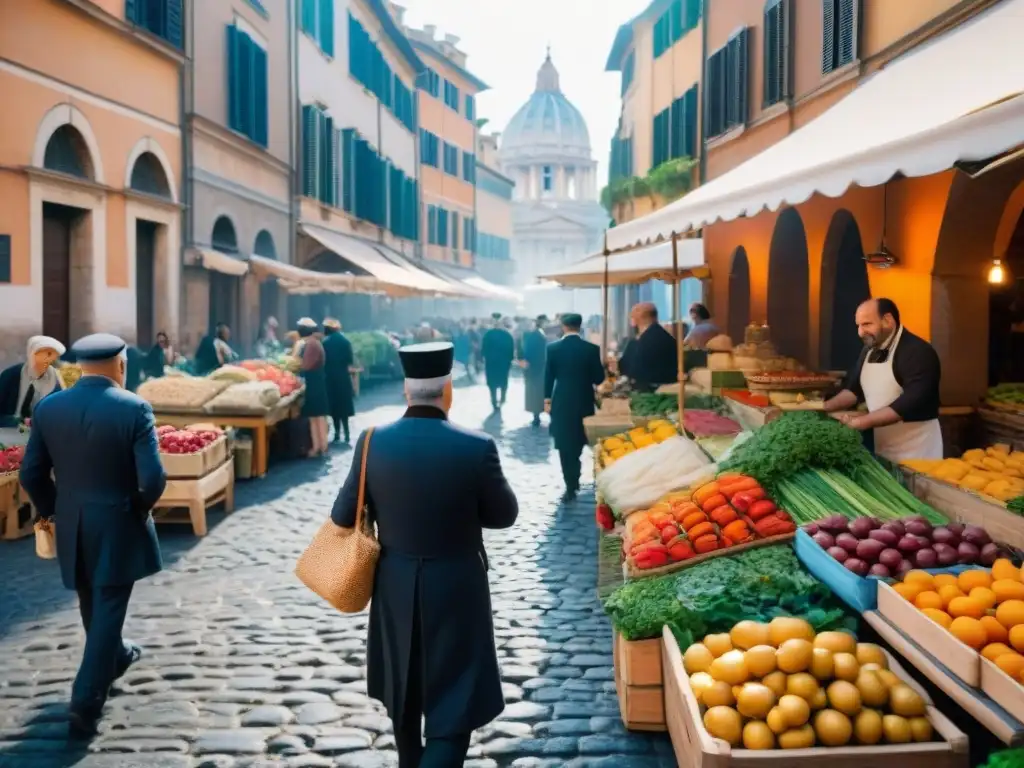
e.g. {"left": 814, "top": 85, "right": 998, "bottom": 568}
{"left": 595, "top": 504, "right": 614, "bottom": 531}
{"left": 635, "top": 548, "right": 670, "bottom": 569}
{"left": 748, "top": 500, "right": 778, "bottom": 521}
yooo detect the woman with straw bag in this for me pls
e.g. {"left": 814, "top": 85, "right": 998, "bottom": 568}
{"left": 297, "top": 341, "right": 518, "bottom": 768}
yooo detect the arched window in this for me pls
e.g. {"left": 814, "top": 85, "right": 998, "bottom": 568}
{"left": 43, "top": 125, "right": 93, "bottom": 179}
{"left": 129, "top": 152, "right": 172, "bottom": 198}
{"left": 211, "top": 216, "right": 238, "bottom": 254}
{"left": 254, "top": 230, "right": 277, "bottom": 259}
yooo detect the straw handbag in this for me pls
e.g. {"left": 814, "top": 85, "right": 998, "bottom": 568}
{"left": 295, "top": 428, "right": 379, "bottom": 612}
{"left": 34, "top": 518, "right": 57, "bottom": 560}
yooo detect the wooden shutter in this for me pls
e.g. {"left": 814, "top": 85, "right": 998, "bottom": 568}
{"left": 253, "top": 44, "right": 268, "bottom": 147}
{"left": 341, "top": 129, "right": 354, "bottom": 212}
{"left": 670, "top": 97, "right": 684, "bottom": 159}
{"left": 126, "top": 0, "right": 138, "bottom": 23}
{"left": 726, "top": 29, "right": 748, "bottom": 129}
{"left": 238, "top": 33, "right": 254, "bottom": 138}
{"left": 319, "top": 114, "right": 334, "bottom": 205}
{"left": 705, "top": 50, "right": 723, "bottom": 137}
{"left": 670, "top": 0, "right": 683, "bottom": 42}
{"left": 226, "top": 25, "right": 241, "bottom": 133}
{"left": 683, "top": 85, "right": 697, "bottom": 157}
{"left": 301, "top": 105, "right": 319, "bottom": 199}
{"left": 452, "top": 211, "right": 460, "bottom": 250}
{"left": 320, "top": 0, "right": 334, "bottom": 57}
{"left": 165, "top": 0, "right": 182, "bottom": 47}
{"left": 822, "top": 0, "right": 836, "bottom": 74}
{"left": 837, "top": 0, "right": 858, "bottom": 66}
{"left": 302, "top": 0, "right": 316, "bottom": 37}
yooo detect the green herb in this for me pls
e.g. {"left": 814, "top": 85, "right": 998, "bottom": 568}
{"left": 628, "top": 392, "right": 725, "bottom": 417}
{"left": 1009, "top": 496, "right": 1024, "bottom": 516}
{"left": 980, "top": 749, "right": 1024, "bottom": 768}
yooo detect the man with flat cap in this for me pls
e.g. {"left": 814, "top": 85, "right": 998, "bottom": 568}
{"left": 481, "top": 312, "right": 515, "bottom": 411}
{"left": 519, "top": 315, "right": 548, "bottom": 427}
{"left": 20, "top": 333, "right": 167, "bottom": 738}
{"left": 330, "top": 341, "right": 518, "bottom": 767}
{"left": 544, "top": 313, "right": 606, "bottom": 502}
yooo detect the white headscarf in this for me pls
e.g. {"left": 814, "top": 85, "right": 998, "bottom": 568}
{"left": 18, "top": 336, "right": 65, "bottom": 415}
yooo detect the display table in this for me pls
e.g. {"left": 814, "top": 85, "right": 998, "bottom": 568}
{"left": 154, "top": 393, "right": 303, "bottom": 478}
{"left": 153, "top": 458, "right": 234, "bottom": 536}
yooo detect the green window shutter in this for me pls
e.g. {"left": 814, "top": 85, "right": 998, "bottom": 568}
{"left": 822, "top": 0, "right": 836, "bottom": 74}
{"left": 165, "top": 0, "right": 182, "bottom": 47}
{"left": 705, "top": 50, "right": 723, "bottom": 137}
{"left": 331, "top": 128, "right": 342, "bottom": 206}
{"left": 669, "top": 97, "right": 683, "bottom": 159}
{"left": 319, "top": 0, "right": 334, "bottom": 56}
{"left": 726, "top": 30, "right": 748, "bottom": 129}
{"left": 347, "top": 13, "right": 358, "bottom": 77}
{"left": 226, "top": 25, "right": 240, "bottom": 133}
{"left": 670, "top": 0, "right": 683, "bottom": 42}
{"left": 452, "top": 211, "right": 459, "bottom": 250}
{"left": 126, "top": 0, "right": 138, "bottom": 23}
{"left": 301, "top": 105, "right": 319, "bottom": 199}
{"left": 683, "top": 85, "right": 697, "bottom": 157}
{"left": 253, "top": 44, "right": 268, "bottom": 147}
{"left": 238, "top": 33, "right": 254, "bottom": 138}
{"left": 764, "top": 2, "right": 779, "bottom": 106}
{"left": 318, "top": 113, "right": 333, "bottom": 205}
{"left": 302, "top": 0, "right": 316, "bottom": 36}
{"left": 837, "top": 0, "right": 858, "bottom": 66}
{"left": 341, "top": 129, "right": 355, "bottom": 212}
{"left": 427, "top": 205, "right": 436, "bottom": 244}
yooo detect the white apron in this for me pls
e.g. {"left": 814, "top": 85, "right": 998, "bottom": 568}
{"left": 859, "top": 325, "right": 943, "bottom": 462}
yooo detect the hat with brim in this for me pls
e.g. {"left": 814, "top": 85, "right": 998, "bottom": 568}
{"left": 322, "top": 318, "right": 341, "bottom": 330}
{"left": 399, "top": 342, "right": 454, "bottom": 379}
{"left": 70, "top": 333, "right": 127, "bottom": 362}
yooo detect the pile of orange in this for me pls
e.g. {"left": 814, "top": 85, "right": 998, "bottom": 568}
{"left": 893, "top": 560, "right": 1024, "bottom": 681}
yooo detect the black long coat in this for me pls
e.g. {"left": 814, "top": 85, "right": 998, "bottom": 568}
{"left": 519, "top": 329, "right": 547, "bottom": 415}
{"left": 322, "top": 330, "right": 355, "bottom": 419}
{"left": 544, "top": 334, "right": 605, "bottom": 452}
{"left": 618, "top": 323, "right": 678, "bottom": 392}
{"left": 331, "top": 408, "right": 518, "bottom": 737}
{"left": 481, "top": 327, "right": 514, "bottom": 390}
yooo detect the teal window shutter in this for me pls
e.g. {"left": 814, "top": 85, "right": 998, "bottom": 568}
{"left": 318, "top": 113, "right": 333, "bottom": 205}
{"left": 341, "top": 129, "right": 355, "bottom": 212}
{"left": 348, "top": 13, "right": 358, "bottom": 76}
{"left": 253, "top": 44, "right": 268, "bottom": 147}
{"left": 301, "top": 105, "right": 319, "bottom": 199}
{"left": 126, "top": 0, "right": 138, "bottom": 23}
{"left": 822, "top": 0, "right": 836, "bottom": 73}
{"left": 165, "top": 0, "right": 183, "bottom": 47}
{"left": 319, "top": 0, "right": 334, "bottom": 56}
{"left": 837, "top": 0, "right": 858, "bottom": 67}
{"left": 670, "top": 0, "right": 683, "bottom": 42}
{"left": 452, "top": 211, "right": 459, "bottom": 250}
{"left": 238, "top": 33, "right": 254, "bottom": 138}
{"left": 427, "top": 205, "right": 436, "bottom": 244}
{"left": 683, "top": 85, "right": 697, "bottom": 157}
{"left": 226, "top": 25, "right": 241, "bottom": 133}
{"left": 302, "top": 0, "right": 316, "bottom": 36}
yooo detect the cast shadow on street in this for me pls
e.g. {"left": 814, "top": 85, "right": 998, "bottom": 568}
{"left": 0, "top": 702, "right": 90, "bottom": 768}
{"left": 503, "top": 424, "right": 552, "bottom": 464}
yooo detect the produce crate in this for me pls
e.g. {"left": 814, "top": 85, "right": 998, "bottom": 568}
{"left": 978, "top": 406, "right": 1024, "bottom": 452}
{"left": 877, "top": 580, "right": 982, "bottom": 687}
{"left": 793, "top": 529, "right": 880, "bottom": 612}
{"left": 152, "top": 458, "right": 234, "bottom": 537}
{"left": 660, "top": 625, "right": 970, "bottom": 768}
{"left": 159, "top": 436, "right": 229, "bottom": 479}
{"left": 0, "top": 473, "right": 34, "bottom": 541}
{"left": 613, "top": 631, "right": 666, "bottom": 732}
{"left": 623, "top": 533, "right": 796, "bottom": 581}
{"left": 981, "top": 657, "right": 1024, "bottom": 724}
{"left": 584, "top": 415, "right": 635, "bottom": 446}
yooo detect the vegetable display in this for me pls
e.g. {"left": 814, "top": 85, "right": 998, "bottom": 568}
{"left": 682, "top": 618, "right": 937, "bottom": 748}
{"left": 204, "top": 381, "right": 282, "bottom": 413}
{"left": 208, "top": 364, "right": 257, "bottom": 384}
{"left": 156, "top": 425, "right": 222, "bottom": 454}
{"left": 138, "top": 376, "right": 231, "bottom": 410}
{"left": 239, "top": 360, "right": 302, "bottom": 396}
{"left": 604, "top": 545, "right": 855, "bottom": 644}
{"left": 803, "top": 517, "right": 1007, "bottom": 578}
{"left": 597, "top": 434, "right": 711, "bottom": 518}
{"left": 1010, "top": 496, "right": 1024, "bottom": 516}
{"left": 629, "top": 392, "right": 726, "bottom": 418}
{"left": 683, "top": 410, "right": 741, "bottom": 437}
{"left": 891, "top": 563, "right": 1024, "bottom": 681}
{"left": 722, "top": 389, "right": 771, "bottom": 409}
{"left": 988, "top": 383, "right": 1024, "bottom": 410}
{"left": 903, "top": 445, "right": 1024, "bottom": 502}
{"left": 597, "top": 421, "right": 680, "bottom": 469}
{"left": 0, "top": 444, "right": 24, "bottom": 474}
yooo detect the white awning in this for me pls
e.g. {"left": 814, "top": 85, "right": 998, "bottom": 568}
{"left": 372, "top": 244, "right": 479, "bottom": 297}
{"left": 248, "top": 254, "right": 378, "bottom": 295}
{"left": 463, "top": 276, "right": 523, "bottom": 303}
{"left": 606, "top": 0, "right": 1024, "bottom": 252}
{"left": 192, "top": 247, "right": 248, "bottom": 276}
{"left": 300, "top": 225, "right": 444, "bottom": 295}
{"left": 539, "top": 238, "right": 706, "bottom": 287}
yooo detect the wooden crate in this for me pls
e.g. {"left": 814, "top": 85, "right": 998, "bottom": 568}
{"left": 153, "top": 459, "right": 234, "bottom": 536}
{"left": 623, "top": 533, "right": 796, "bottom": 581}
{"left": 159, "top": 436, "right": 229, "bottom": 479}
{"left": 661, "top": 625, "right": 970, "bottom": 768}
{"left": 877, "top": 580, "right": 980, "bottom": 687}
{"left": 981, "top": 657, "right": 1024, "bottom": 724}
{"left": 1, "top": 473, "right": 34, "bottom": 541}
{"left": 613, "top": 632, "right": 666, "bottom": 731}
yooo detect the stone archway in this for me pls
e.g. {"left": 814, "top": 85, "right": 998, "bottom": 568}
{"left": 727, "top": 246, "right": 750, "bottom": 343}
{"left": 819, "top": 210, "right": 870, "bottom": 371}
{"left": 767, "top": 208, "right": 810, "bottom": 362}
{"left": 33, "top": 103, "right": 105, "bottom": 183}
{"left": 211, "top": 215, "right": 239, "bottom": 254}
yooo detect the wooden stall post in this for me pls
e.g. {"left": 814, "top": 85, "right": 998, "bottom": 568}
{"left": 601, "top": 232, "right": 610, "bottom": 363}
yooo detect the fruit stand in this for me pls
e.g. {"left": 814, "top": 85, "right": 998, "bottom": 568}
{"left": 0, "top": 430, "right": 31, "bottom": 540}
{"left": 152, "top": 424, "right": 234, "bottom": 536}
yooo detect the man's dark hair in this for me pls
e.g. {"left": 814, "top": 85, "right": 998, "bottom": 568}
{"left": 690, "top": 303, "right": 711, "bottom": 321}
{"left": 562, "top": 313, "right": 583, "bottom": 331}
{"left": 876, "top": 298, "right": 900, "bottom": 326}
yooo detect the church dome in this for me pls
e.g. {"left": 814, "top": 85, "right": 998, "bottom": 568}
{"left": 499, "top": 53, "right": 592, "bottom": 161}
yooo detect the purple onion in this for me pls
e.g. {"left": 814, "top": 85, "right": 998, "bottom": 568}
{"left": 844, "top": 558, "right": 870, "bottom": 577}
{"left": 931, "top": 527, "right": 957, "bottom": 546}
{"left": 857, "top": 539, "right": 887, "bottom": 563}
{"left": 881, "top": 521, "right": 906, "bottom": 538}
{"left": 849, "top": 518, "right": 878, "bottom": 539}
{"left": 905, "top": 520, "right": 933, "bottom": 537}
{"left": 981, "top": 543, "right": 1002, "bottom": 567}
{"left": 962, "top": 526, "right": 992, "bottom": 547}
{"left": 820, "top": 515, "right": 850, "bottom": 534}
{"left": 868, "top": 529, "right": 899, "bottom": 548}
{"left": 958, "top": 541, "right": 981, "bottom": 564}
{"left": 879, "top": 548, "right": 904, "bottom": 569}
{"left": 813, "top": 531, "right": 836, "bottom": 550}
{"left": 933, "top": 542, "right": 958, "bottom": 566}
{"left": 946, "top": 522, "right": 965, "bottom": 537}
{"left": 803, "top": 523, "right": 820, "bottom": 536}
{"left": 914, "top": 548, "right": 938, "bottom": 568}
{"left": 869, "top": 563, "right": 891, "bottom": 578}
{"left": 898, "top": 536, "right": 923, "bottom": 553}
{"left": 827, "top": 546, "right": 849, "bottom": 563}
{"left": 897, "top": 559, "right": 915, "bottom": 577}
{"left": 836, "top": 533, "right": 860, "bottom": 554}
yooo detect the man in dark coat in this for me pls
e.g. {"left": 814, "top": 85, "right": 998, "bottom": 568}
{"left": 331, "top": 341, "right": 518, "bottom": 767}
{"left": 321, "top": 318, "right": 356, "bottom": 444}
{"left": 20, "top": 333, "right": 167, "bottom": 738}
{"left": 520, "top": 315, "right": 548, "bottom": 427}
{"left": 544, "top": 313, "right": 606, "bottom": 502}
{"left": 481, "top": 312, "right": 515, "bottom": 410}
{"left": 618, "top": 302, "right": 677, "bottom": 392}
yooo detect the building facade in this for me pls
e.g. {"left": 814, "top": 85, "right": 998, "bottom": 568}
{"left": 499, "top": 53, "right": 607, "bottom": 315}
{"left": 473, "top": 132, "right": 515, "bottom": 287}
{"left": 400, "top": 14, "right": 487, "bottom": 272}
{"left": 182, "top": 0, "right": 294, "bottom": 353}
{"left": 0, "top": 0, "right": 184, "bottom": 363}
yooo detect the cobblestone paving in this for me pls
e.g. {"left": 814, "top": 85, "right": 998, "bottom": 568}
{"left": 0, "top": 377, "right": 674, "bottom": 768}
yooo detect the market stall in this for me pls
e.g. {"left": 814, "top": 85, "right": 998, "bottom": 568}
{"left": 0, "top": 429, "right": 30, "bottom": 540}
{"left": 152, "top": 424, "right": 234, "bottom": 536}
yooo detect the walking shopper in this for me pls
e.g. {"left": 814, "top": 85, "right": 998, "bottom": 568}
{"left": 295, "top": 318, "right": 330, "bottom": 456}
{"left": 481, "top": 313, "right": 514, "bottom": 410}
{"left": 330, "top": 341, "right": 518, "bottom": 767}
{"left": 544, "top": 313, "right": 605, "bottom": 502}
{"left": 322, "top": 317, "right": 355, "bottom": 444}
{"left": 19, "top": 333, "right": 167, "bottom": 739}
{"left": 520, "top": 315, "right": 548, "bottom": 427}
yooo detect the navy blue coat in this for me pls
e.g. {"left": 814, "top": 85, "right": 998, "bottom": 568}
{"left": 322, "top": 330, "right": 355, "bottom": 419}
{"left": 544, "top": 334, "right": 605, "bottom": 451}
{"left": 331, "top": 407, "right": 518, "bottom": 737}
{"left": 19, "top": 376, "right": 167, "bottom": 590}
{"left": 481, "top": 327, "right": 514, "bottom": 389}
{"left": 520, "top": 329, "right": 547, "bottom": 414}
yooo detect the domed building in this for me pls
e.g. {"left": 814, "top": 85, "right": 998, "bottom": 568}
{"left": 498, "top": 52, "right": 607, "bottom": 313}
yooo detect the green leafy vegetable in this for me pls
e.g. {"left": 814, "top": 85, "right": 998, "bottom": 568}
{"left": 1009, "top": 496, "right": 1024, "bottom": 516}
{"left": 980, "top": 749, "right": 1024, "bottom": 768}
{"left": 629, "top": 392, "right": 725, "bottom": 417}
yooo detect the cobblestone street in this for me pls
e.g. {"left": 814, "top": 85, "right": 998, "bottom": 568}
{"left": 0, "top": 377, "right": 674, "bottom": 768}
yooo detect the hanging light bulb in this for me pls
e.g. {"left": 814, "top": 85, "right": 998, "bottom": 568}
{"left": 988, "top": 259, "right": 1007, "bottom": 285}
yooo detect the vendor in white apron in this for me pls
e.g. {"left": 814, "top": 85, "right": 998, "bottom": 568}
{"left": 824, "top": 298, "right": 943, "bottom": 462}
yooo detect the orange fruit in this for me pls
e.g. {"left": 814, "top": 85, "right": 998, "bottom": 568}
{"left": 938, "top": 584, "right": 965, "bottom": 608}
{"left": 914, "top": 591, "right": 944, "bottom": 611}
{"left": 982, "top": 616, "right": 1010, "bottom": 644}
{"left": 997, "top": 600, "right": 1024, "bottom": 629}
{"left": 959, "top": 570, "right": 993, "bottom": 593}
{"left": 970, "top": 587, "right": 998, "bottom": 611}
{"left": 894, "top": 582, "right": 924, "bottom": 602}
{"left": 982, "top": 642, "right": 1014, "bottom": 662}
{"left": 992, "top": 559, "right": 1019, "bottom": 582}
{"left": 948, "top": 596, "right": 984, "bottom": 620}
{"left": 996, "top": 653, "right": 1024, "bottom": 679}
{"left": 933, "top": 573, "right": 960, "bottom": 590}
{"left": 950, "top": 617, "right": 988, "bottom": 650}
{"left": 992, "top": 580, "right": 1024, "bottom": 603}
{"left": 905, "top": 571, "right": 936, "bottom": 589}
{"left": 921, "top": 608, "right": 953, "bottom": 629}
{"left": 1009, "top": 625, "right": 1024, "bottom": 653}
